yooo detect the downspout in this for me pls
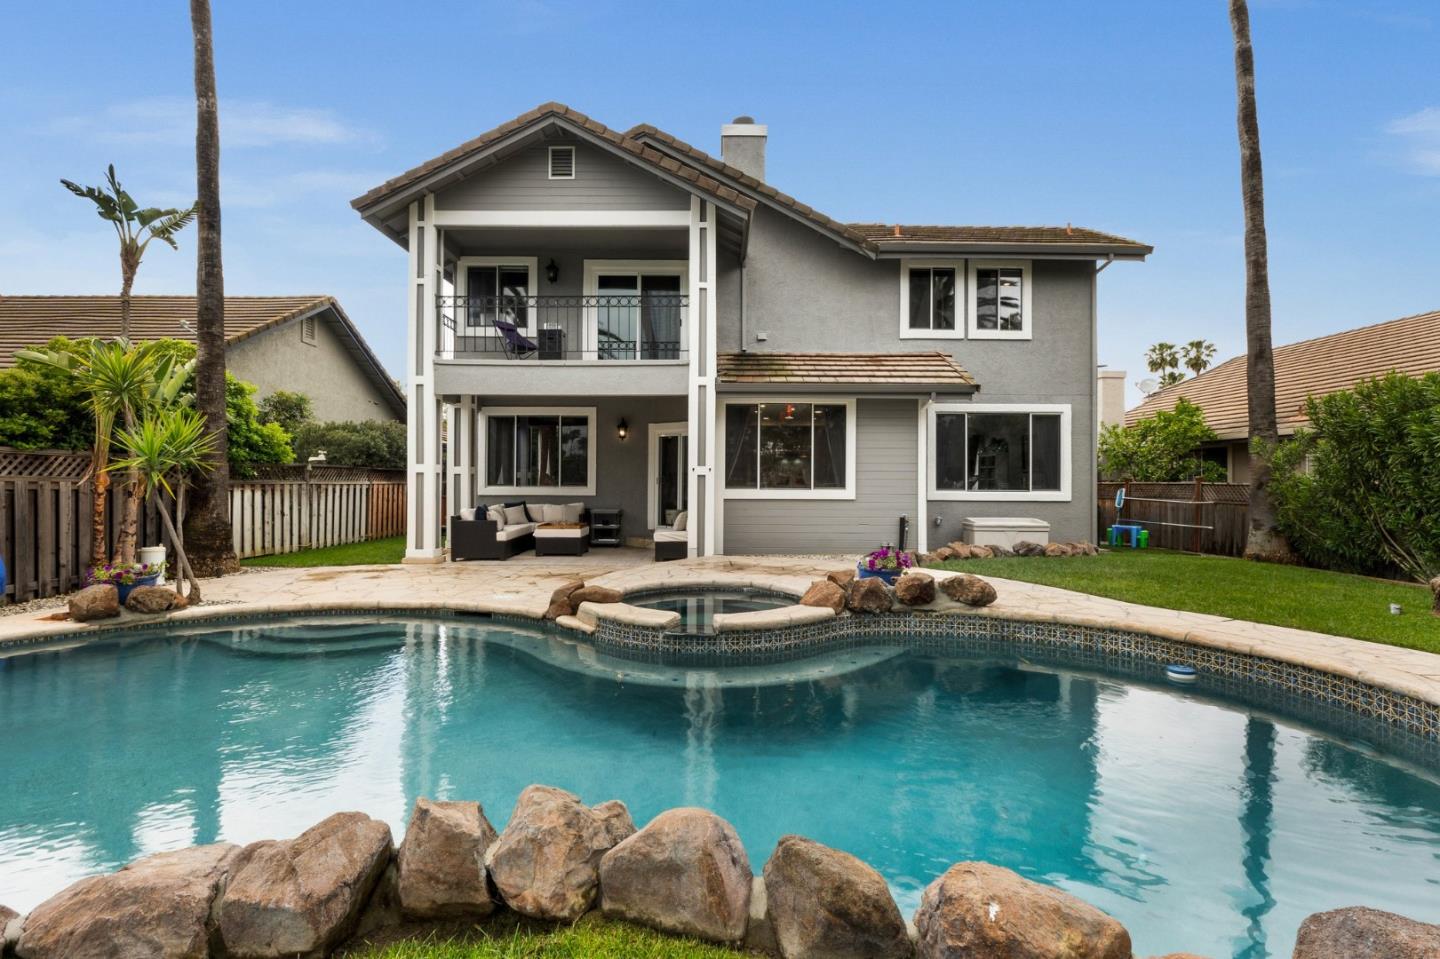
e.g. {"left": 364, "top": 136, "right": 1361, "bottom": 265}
{"left": 739, "top": 259, "right": 748, "bottom": 352}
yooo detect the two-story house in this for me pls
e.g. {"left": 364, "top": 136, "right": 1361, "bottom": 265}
{"left": 352, "top": 103, "right": 1150, "bottom": 561}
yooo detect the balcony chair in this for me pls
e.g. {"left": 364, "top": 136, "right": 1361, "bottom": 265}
{"left": 492, "top": 318, "right": 537, "bottom": 359}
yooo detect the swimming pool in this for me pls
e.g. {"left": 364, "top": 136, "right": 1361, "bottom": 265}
{"left": 2, "top": 615, "right": 1437, "bottom": 957}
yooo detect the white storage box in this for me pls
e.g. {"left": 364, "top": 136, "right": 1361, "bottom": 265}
{"left": 961, "top": 516, "right": 1051, "bottom": 548}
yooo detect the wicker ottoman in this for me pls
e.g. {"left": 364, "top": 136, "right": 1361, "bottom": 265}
{"left": 534, "top": 523, "right": 590, "bottom": 556}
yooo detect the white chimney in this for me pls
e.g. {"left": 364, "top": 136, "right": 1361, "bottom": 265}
{"left": 721, "top": 116, "right": 767, "bottom": 180}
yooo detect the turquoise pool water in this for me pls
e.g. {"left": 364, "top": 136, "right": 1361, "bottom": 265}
{"left": 2, "top": 616, "right": 1438, "bottom": 957}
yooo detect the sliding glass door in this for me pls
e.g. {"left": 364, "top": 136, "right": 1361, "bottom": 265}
{"left": 593, "top": 270, "right": 683, "bottom": 360}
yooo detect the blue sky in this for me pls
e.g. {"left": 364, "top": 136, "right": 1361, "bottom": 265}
{"left": 2, "top": 0, "right": 1437, "bottom": 406}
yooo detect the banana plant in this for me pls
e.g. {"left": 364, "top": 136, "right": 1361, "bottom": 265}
{"left": 60, "top": 165, "right": 195, "bottom": 340}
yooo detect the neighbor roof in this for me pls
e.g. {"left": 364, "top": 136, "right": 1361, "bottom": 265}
{"left": 0, "top": 295, "right": 405, "bottom": 416}
{"left": 717, "top": 351, "right": 976, "bottom": 393}
{"left": 1124, "top": 309, "right": 1440, "bottom": 439}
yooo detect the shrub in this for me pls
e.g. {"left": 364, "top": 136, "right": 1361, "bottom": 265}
{"left": 1267, "top": 372, "right": 1440, "bottom": 583}
{"left": 292, "top": 419, "right": 406, "bottom": 469}
{"left": 1098, "top": 397, "right": 1226, "bottom": 482}
{"left": 224, "top": 377, "right": 293, "bottom": 478}
{"left": 258, "top": 390, "right": 313, "bottom": 437}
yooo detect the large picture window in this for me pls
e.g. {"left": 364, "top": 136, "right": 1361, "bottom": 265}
{"left": 723, "top": 400, "right": 853, "bottom": 498}
{"left": 481, "top": 407, "right": 595, "bottom": 494}
{"left": 929, "top": 404, "right": 1070, "bottom": 500}
{"left": 900, "top": 260, "right": 963, "bottom": 338}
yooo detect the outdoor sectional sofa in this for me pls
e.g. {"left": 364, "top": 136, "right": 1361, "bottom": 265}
{"left": 451, "top": 502, "right": 586, "bottom": 561}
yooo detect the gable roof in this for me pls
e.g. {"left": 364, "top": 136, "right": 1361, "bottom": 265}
{"left": 0, "top": 295, "right": 405, "bottom": 417}
{"left": 1124, "top": 309, "right": 1440, "bottom": 439}
{"left": 848, "top": 223, "right": 1152, "bottom": 258}
{"left": 717, "top": 351, "right": 976, "bottom": 393}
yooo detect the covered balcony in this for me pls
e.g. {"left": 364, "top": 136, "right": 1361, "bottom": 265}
{"left": 437, "top": 291, "right": 687, "bottom": 362}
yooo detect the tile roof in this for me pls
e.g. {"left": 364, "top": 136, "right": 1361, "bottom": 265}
{"left": 848, "top": 223, "right": 1152, "bottom": 254}
{"left": 0, "top": 295, "right": 333, "bottom": 367}
{"left": 351, "top": 102, "right": 756, "bottom": 215}
{"left": 718, "top": 351, "right": 976, "bottom": 389}
{"left": 1124, "top": 309, "right": 1440, "bottom": 439}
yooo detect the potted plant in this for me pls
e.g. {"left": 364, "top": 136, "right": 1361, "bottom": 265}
{"left": 858, "top": 545, "right": 915, "bottom": 585}
{"left": 86, "top": 561, "right": 165, "bottom": 604}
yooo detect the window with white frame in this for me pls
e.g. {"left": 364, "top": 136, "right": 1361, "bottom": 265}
{"left": 929, "top": 404, "right": 1069, "bottom": 500}
{"left": 722, "top": 400, "right": 854, "bottom": 498}
{"left": 968, "top": 261, "right": 1031, "bottom": 339}
{"left": 481, "top": 407, "right": 595, "bottom": 494}
{"left": 901, "top": 261, "right": 961, "bottom": 336}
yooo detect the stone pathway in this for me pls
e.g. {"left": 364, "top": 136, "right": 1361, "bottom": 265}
{"left": 2, "top": 552, "right": 1438, "bottom": 709}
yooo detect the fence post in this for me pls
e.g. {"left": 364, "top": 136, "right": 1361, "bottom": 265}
{"left": 1192, "top": 475, "right": 1204, "bottom": 554}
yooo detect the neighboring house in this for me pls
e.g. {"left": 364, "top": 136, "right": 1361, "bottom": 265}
{"left": 352, "top": 102, "right": 1150, "bottom": 560}
{"left": 1097, "top": 369, "right": 1127, "bottom": 433}
{"left": 1124, "top": 309, "right": 1440, "bottom": 482}
{"left": 0, "top": 295, "right": 405, "bottom": 423}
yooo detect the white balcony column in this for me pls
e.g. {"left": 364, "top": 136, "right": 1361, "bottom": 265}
{"left": 686, "top": 196, "right": 719, "bottom": 557}
{"left": 405, "top": 193, "right": 445, "bottom": 562}
{"left": 452, "top": 395, "right": 476, "bottom": 514}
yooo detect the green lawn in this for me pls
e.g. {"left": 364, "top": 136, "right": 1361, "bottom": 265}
{"left": 241, "top": 535, "right": 406, "bottom": 568}
{"left": 927, "top": 549, "right": 1440, "bottom": 653}
{"left": 345, "top": 914, "right": 744, "bottom": 959}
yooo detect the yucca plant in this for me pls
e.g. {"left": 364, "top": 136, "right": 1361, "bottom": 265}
{"left": 110, "top": 408, "right": 217, "bottom": 602}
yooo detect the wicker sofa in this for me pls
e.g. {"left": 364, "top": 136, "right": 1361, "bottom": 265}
{"left": 451, "top": 502, "right": 585, "bottom": 561}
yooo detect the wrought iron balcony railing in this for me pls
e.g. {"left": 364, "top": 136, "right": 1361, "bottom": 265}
{"left": 437, "top": 294, "right": 687, "bottom": 361}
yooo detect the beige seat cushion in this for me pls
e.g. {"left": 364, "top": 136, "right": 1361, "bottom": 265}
{"left": 495, "top": 523, "right": 537, "bottom": 542}
{"left": 654, "top": 529, "right": 689, "bottom": 543}
{"left": 535, "top": 525, "right": 590, "bottom": 539}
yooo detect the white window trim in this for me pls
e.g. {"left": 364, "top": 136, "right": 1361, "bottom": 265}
{"left": 646, "top": 421, "right": 689, "bottom": 531}
{"left": 478, "top": 405, "right": 597, "bottom": 497}
{"left": 899, "top": 258, "right": 966, "bottom": 340}
{"left": 718, "top": 396, "right": 857, "bottom": 501}
{"left": 582, "top": 259, "right": 690, "bottom": 359}
{"left": 548, "top": 145, "right": 576, "bottom": 180}
{"left": 927, "top": 402, "right": 1071, "bottom": 502}
{"left": 456, "top": 256, "right": 540, "bottom": 334}
{"left": 968, "top": 259, "right": 1033, "bottom": 340}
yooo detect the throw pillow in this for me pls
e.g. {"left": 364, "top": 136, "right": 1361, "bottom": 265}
{"left": 542, "top": 504, "right": 567, "bottom": 523}
{"left": 673, "top": 510, "right": 688, "bottom": 531}
{"left": 487, "top": 506, "right": 507, "bottom": 525}
{"left": 562, "top": 502, "right": 584, "bottom": 524}
{"left": 526, "top": 503, "right": 545, "bottom": 523}
{"left": 504, "top": 505, "right": 528, "bottom": 526}
{"left": 459, "top": 507, "right": 477, "bottom": 522}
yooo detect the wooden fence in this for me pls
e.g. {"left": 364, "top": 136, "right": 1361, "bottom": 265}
{"left": 1098, "top": 480, "right": 1251, "bottom": 557}
{"left": 0, "top": 449, "right": 405, "bottom": 602}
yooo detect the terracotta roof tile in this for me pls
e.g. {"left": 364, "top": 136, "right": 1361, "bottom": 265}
{"left": 848, "top": 223, "right": 1151, "bottom": 252}
{"left": 1125, "top": 309, "right": 1440, "bottom": 438}
{"left": 718, "top": 351, "right": 976, "bottom": 388}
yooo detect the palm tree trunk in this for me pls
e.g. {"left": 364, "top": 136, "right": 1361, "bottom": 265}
{"left": 119, "top": 261, "right": 136, "bottom": 341}
{"left": 183, "top": 0, "right": 238, "bottom": 577}
{"left": 88, "top": 452, "right": 111, "bottom": 569}
{"left": 114, "top": 406, "right": 142, "bottom": 565}
{"left": 1230, "top": 0, "right": 1293, "bottom": 564}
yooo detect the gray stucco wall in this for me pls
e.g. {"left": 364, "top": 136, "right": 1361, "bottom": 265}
{"left": 722, "top": 399, "right": 918, "bottom": 554}
{"left": 433, "top": 139, "right": 688, "bottom": 211}
{"left": 228, "top": 312, "right": 398, "bottom": 423}
{"left": 469, "top": 394, "right": 687, "bottom": 543}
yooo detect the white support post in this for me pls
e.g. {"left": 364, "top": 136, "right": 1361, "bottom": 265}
{"left": 687, "top": 197, "right": 719, "bottom": 557}
{"left": 405, "top": 194, "right": 445, "bottom": 562}
{"left": 453, "top": 395, "right": 475, "bottom": 517}
{"left": 915, "top": 398, "right": 930, "bottom": 555}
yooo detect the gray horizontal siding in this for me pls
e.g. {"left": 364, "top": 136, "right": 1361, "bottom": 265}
{"left": 723, "top": 399, "right": 918, "bottom": 555}
{"left": 434, "top": 140, "right": 688, "bottom": 211}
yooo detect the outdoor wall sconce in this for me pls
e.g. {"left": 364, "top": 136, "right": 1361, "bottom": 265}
{"left": 617, "top": 418, "right": 629, "bottom": 440}
{"left": 545, "top": 259, "right": 559, "bottom": 284}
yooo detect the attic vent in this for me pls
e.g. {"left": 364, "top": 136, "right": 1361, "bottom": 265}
{"left": 301, "top": 314, "right": 317, "bottom": 344}
{"left": 548, "top": 145, "right": 575, "bottom": 180}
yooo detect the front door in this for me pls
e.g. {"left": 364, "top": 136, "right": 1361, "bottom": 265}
{"left": 649, "top": 423, "right": 689, "bottom": 527}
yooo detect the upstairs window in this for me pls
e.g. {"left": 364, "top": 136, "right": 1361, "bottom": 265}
{"left": 900, "top": 261, "right": 961, "bottom": 338}
{"left": 548, "top": 145, "right": 576, "bottom": 179}
{"left": 723, "top": 400, "right": 853, "bottom": 498}
{"left": 969, "top": 261, "right": 1031, "bottom": 339}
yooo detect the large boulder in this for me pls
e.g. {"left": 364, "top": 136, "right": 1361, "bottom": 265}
{"left": 16, "top": 843, "right": 241, "bottom": 959}
{"left": 396, "top": 798, "right": 498, "bottom": 920}
{"left": 544, "top": 580, "right": 586, "bottom": 620}
{"left": 826, "top": 568, "right": 856, "bottom": 589}
{"left": 914, "top": 861, "right": 1131, "bottom": 959}
{"left": 68, "top": 584, "right": 118, "bottom": 622}
{"left": 571, "top": 585, "right": 624, "bottom": 606}
{"left": 124, "top": 585, "right": 180, "bottom": 614}
{"left": 763, "top": 835, "right": 911, "bottom": 959}
{"left": 487, "top": 785, "right": 635, "bottom": 921}
{"left": 846, "top": 577, "right": 893, "bottom": 614}
{"left": 217, "top": 811, "right": 393, "bottom": 958}
{"left": 800, "top": 580, "right": 846, "bottom": 613}
{"left": 938, "top": 574, "right": 997, "bottom": 608}
{"left": 1292, "top": 906, "right": 1440, "bottom": 958}
{"left": 599, "top": 807, "right": 752, "bottom": 943}
{"left": 894, "top": 572, "right": 936, "bottom": 607}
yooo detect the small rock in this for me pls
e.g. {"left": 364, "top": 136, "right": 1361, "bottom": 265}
{"left": 599, "top": 807, "right": 752, "bottom": 943}
{"left": 396, "top": 798, "right": 498, "bottom": 920}
{"left": 826, "top": 568, "right": 856, "bottom": 589}
{"left": 846, "top": 577, "right": 893, "bottom": 614}
{"left": 744, "top": 877, "right": 779, "bottom": 956}
{"left": 1292, "top": 906, "right": 1440, "bottom": 958}
{"left": 1012, "top": 540, "right": 1047, "bottom": 557}
{"left": 1075, "top": 541, "right": 1100, "bottom": 556}
{"left": 544, "top": 580, "right": 586, "bottom": 620}
{"left": 124, "top": 585, "right": 180, "bottom": 614}
{"left": 1042, "top": 543, "right": 1071, "bottom": 557}
{"left": 763, "top": 835, "right": 912, "bottom": 959}
{"left": 571, "top": 585, "right": 624, "bottom": 606}
{"left": 914, "top": 861, "right": 1131, "bottom": 959}
{"left": 988, "top": 545, "right": 1013, "bottom": 557}
{"left": 217, "top": 811, "right": 393, "bottom": 958}
{"left": 945, "top": 541, "right": 967, "bottom": 554}
{"left": 969, "top": 545, "right": 995, "bottom": 559}
{"left": 938, "top": 574, "right": 997, "bottom": 608}
{"left": 17, "top": 843, "right": 241, "bottom": 959}
{"left": 487, "top": 785, "right": 635, "bottom": 921}
{"left": 893, "top": 572, "right": 936, "bottom": 607}
{"left": 68, "top": 584, "right": 118, "bottom": 622}
{"left": 800, "top": 580, "right": 847, "bottom": 613}
{"left": 932, "top": 546, "right": 956, "bottom": 561}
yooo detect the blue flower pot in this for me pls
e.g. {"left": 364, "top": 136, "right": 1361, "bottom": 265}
{"left": 116, "top": 574, "right": 160, "bottom": 605}
{"left": 857, "top": 563, "right": 902, "bottom": 586}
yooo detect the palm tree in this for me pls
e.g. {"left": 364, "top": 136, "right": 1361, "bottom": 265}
{"left": 1183, "top": 339, "right": 1217, "bottom": 377}
{"left": 60, "top": 166, "right": 194, "bottom": 340}
{"left": 17, "top": 339, "right": 191, "bottom": 567}
{"left": 1229, "top": 0, "right": 1293, "bottom": 563}
{"left": 184, "top": 0, "right": 238, "bottom": 576}
{"left": 1146, "top": 342, "right": 1184, "bottom": 387}
{"left": 110, "top": 408, "right": 217, "bottom": 602}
